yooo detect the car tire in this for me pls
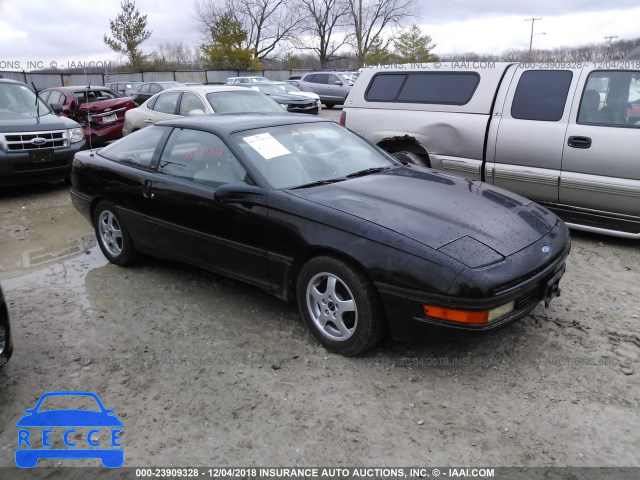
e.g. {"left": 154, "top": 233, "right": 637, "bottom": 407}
{"left": 392, "top": 151, "right": 431, "bottom": 168}
{"left": 296, "top": 256, "right": 385, "bottom": 356}
{"left": 93, "top": 201, "right": 138, "bottom": 266}
{"left": 324, "top": 103, "right": 335, "bottom": 109}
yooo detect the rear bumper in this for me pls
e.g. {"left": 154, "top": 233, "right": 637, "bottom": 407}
{"left": 0, "top": 141, "right": 86, "bottom": 186}
{"left": 84, "top": 122, "right": 124, "bottom": 145}
{"left": 379, "top": 236, "right": 571, "bottom": 341}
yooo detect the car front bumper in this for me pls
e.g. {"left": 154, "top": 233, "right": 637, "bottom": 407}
{"left": 378, "top": 235, "right": 571, "bottom": 340}
{"left": 0, "top": 140, "right": 86, "bottom": 186}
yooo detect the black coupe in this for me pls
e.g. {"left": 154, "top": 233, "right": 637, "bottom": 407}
{"left": 70, "top": 114, "right": 570, "bottom": 355}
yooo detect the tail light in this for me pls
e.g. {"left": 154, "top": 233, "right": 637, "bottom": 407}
{"left": 339, "top": 111, "right": 346, "bottom": 126}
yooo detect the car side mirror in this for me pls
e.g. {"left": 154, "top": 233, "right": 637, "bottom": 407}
{"left": 50, "top": 103, "right": 63, "bottom": 114}
{"left": 214, "top": 183, "right": 266, "bottom": 209}
{"left": 334, "top": 80, "right": 343, "bottom": 85}
{"left": 187, "top": 109, "right": 205, "bottom": 116}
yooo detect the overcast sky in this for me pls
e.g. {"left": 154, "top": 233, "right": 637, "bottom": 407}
{"left": 0, "top": 0, "right": 639, "bottom": 69}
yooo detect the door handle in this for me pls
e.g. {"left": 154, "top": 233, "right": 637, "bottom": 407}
{"left": 144, "top": 119, "right": 154, "bottom": 124}
{"left": 567, "top": 136, "right": 592, "bottom": 149}
{"left": 142, "top": 179, "right": 154, "bottom": 198}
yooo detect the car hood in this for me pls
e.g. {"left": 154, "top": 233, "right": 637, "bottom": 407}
{"left": 0, "top": 113, "right": 79, "bottom": 132}
{"left": 16, "top": 410, "right": 123, "bottom": 427}
{"left": 267, "top": 93, "right": 313, "bottom": 104}
{"left": 288, "top": 167, "right": 557, "bottom": 258}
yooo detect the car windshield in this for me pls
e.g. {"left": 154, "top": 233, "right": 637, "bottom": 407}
{"left": 158, "top": 82, "right": 185, "bottom": 88}
{"left": 254, "top": 84, "right": 283, "bottom": 95}
{"left": 231, "top": 122, "right": 398, "bottom": 189}
{"left": 0, "top": 82, "right": 51, "bottom": 119}
{"left": 276, "top": 83, "right": 300, "bottom": 93}
{"left": 206, "top": 91, "right": 283, "bottom": 113}
{"left": 72, "top": 89, "right": 122, "bottom": 102}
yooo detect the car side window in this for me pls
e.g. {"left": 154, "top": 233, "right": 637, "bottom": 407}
{"left": 151, "top": 91, "right": 180, "bottom": 114}
{"left": 578, "top": 70, "right": 640, "bottom": 127}
{"left": 179, "top": 92, "right": 206, "bottom": 115}
{"left": 158, "top": 128, "right": 246, "bottom": 188}
{"left": 98, "top": 126, "right": 166, "bottom": 170}
{"left": 48, "top": 91, "right": 65, "bottom": 105}
{"left": 511, "top": 70, "right": 573, "bottom": 121}
{"left": 39, "top": 90, "right": 51, "bottom": 102}
{"left": 314, "top": 74, "right": 329, "bottom": 84}
{"left": 328, "top": 74, "right": 340, "bottom": 84}
{"left": 140, "top": 84, "right": 150, "bottom": 93}
{"left": 149, "top": 84, "right": 162, "bottom": 94}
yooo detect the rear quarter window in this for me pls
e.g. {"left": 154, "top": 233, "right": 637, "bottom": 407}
{"left": 365, "top": 72, "right": 480, "bottom": 105}
{"left": 511, "top": 70, "right": 573, "bottom": 121}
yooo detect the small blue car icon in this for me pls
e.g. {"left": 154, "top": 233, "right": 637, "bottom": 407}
{"left": 16, "top": 391, "right": 123, "bottom": 468}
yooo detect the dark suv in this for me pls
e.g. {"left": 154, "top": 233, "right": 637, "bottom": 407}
{"left": 296, "top": 71, "right": 356, "bottom": 108}
{"left": 0, "top": 79, "right": 86, "bottom": 185}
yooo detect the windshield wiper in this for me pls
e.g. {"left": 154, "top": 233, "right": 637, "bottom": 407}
{"left": 290, "top": 178, "right": 345, "bottom": 189}
{"left": 346, "top": 166, "right": 391, "bottom": 178}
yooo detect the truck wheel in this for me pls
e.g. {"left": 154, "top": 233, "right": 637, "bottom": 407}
{"left": 297, "top": 256, "right": 386, "bottom": 356}
{"left": 392, "top": 151, "right": 430, "bottom": 168}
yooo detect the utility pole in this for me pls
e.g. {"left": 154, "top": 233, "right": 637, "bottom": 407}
{"left": 604, "top": 35, "right": 618, "bottom": 59}
{"left": 525, "top": 17, "right": 542, "bottom": 57}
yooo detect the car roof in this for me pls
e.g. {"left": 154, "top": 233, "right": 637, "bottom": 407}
{"left": 0, "top": 78, "right": 23, "bottom": 85}
{"left": 162, "top": 85, "right": 258, "bottom": 94}
{"left": 157, "top": 113, "right": 331, "bottom": 134}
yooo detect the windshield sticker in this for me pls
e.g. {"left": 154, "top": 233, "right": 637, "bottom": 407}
{"left": 243, "top": 133, "right": 290, "bottom": 159}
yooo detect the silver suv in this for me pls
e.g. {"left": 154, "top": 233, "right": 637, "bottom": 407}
{"left": 296, "top": 72, "right": 355, "bottom": 109}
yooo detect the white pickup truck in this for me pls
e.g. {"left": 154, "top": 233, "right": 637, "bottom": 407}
{"left": 342, "top": 61, "right": 640, "bottom": 238}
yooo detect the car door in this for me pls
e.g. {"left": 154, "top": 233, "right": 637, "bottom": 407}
{"left": 91, "top": 126, "right": 169, "bottom": 251}
{"left": 560, "top": 68, "right": 640, "bottom": 221}
{"left": 325, "top": 74, "right": 344, "bottom": 102}
{"left": 144, "top": 91, "right": 183, "bottom": 125}
{"left": 488, "top": 67, "right": 580, "bottom": 203}
{"left": 143, "top": 127, "right": 269, "bottom": 285}
{"left": 178, "top": 92, "right": 208, "bottom": 115}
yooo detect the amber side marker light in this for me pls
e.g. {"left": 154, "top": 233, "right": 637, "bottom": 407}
{"left": 423, "top": 301, "right": 515, "bottom": 326}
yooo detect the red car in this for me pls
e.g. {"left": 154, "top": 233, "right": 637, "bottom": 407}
{"left": 40, "top": 86, "right": 136, "bottom": 145}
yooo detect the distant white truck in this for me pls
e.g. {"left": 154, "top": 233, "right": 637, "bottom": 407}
{"left": 342, "top": 61, "right": 640, "bottom": 238}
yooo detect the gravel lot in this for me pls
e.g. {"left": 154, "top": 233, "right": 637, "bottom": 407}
{"left": 0, "top": 108, "right": 638, "bottom": 474}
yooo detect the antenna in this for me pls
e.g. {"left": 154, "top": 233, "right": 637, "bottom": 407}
{"left": 31, "top": 82, "right": 41, "bottom": 125}
{"left": 85, "top": 81, "right": 93, "bottom": 151}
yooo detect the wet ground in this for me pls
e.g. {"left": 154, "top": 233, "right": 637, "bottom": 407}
{"left": 0, "top": 111, "right": 639, "bottom": 470}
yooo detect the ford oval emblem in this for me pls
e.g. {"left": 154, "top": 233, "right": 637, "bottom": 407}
{"left": 30, "top": 137, "right": 47, "bottom": 146}
{"left": 542, "top": 245, "right": 550, "bottom": 253}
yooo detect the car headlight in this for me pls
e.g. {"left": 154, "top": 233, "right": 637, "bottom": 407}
{"left": 67, "top": 128, "right": 84, "bottom": 144}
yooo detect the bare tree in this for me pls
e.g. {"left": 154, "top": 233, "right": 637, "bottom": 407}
{"left": 300, "top": 0, "right": 350, "bottom": 68}
{"left": 344, "top": 0, "right": 415, "bottom": 67}
{"left": 194, "top": 0, "right": 303, "bottom": 60}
